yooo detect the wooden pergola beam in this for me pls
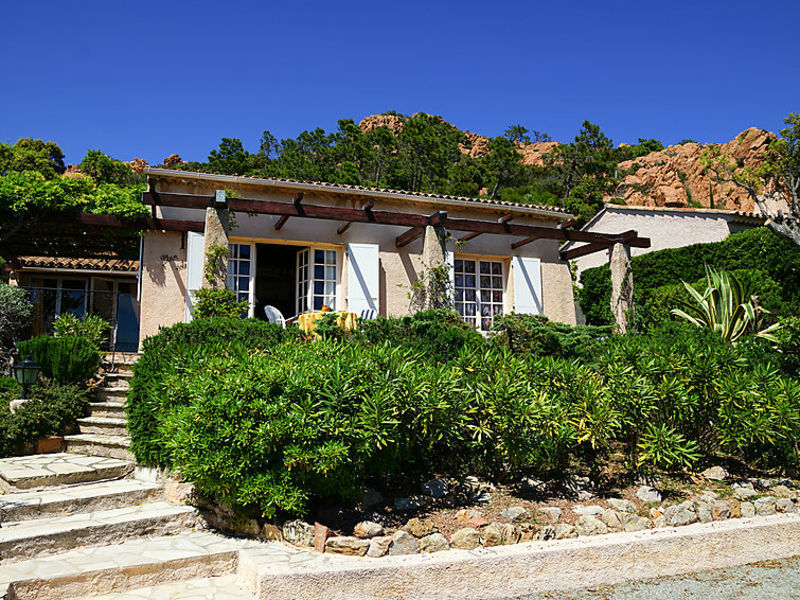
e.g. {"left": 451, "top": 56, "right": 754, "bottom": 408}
{"left": 274, "top": 192, "right": 304, "bottom": 231}
{"left": 76, "top": 213, "right": 205, "bottom": 232}
{"left": 460, "top": 213, "right": 513, "bottom": 243}
{"left": 560, "top": 242, "right": 611, "bottom": 261}
{"left": 336, "top": 202, "right": 375, "bottom": 235}
{"left": 511, "top": 236, "right": 540, "bottom": 250}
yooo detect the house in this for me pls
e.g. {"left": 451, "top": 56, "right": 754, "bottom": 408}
{"left": 562, "top": 204, "right": 767, "bottom": 275}
{"left": 136, "top": 169, "right": 649, "bottom": 346}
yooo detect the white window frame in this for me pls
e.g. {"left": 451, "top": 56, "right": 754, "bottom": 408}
{"left": 453, "top": 256, "right": 505, "bottom": 332}
{"left": 296, "top": 245, "right": 341, "bottom": 314}
{"left": 227, "top": 242, "right": 256, "bottom": 317}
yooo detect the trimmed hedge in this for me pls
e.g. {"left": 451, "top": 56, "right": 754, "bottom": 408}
{"left": 579, "top": 228, "right": 800, "bottom": 326}
{"left": 490, "top": 313, "right": 612, "bottom": 359}
{"left": 17, "top": 335, "right": 100, "bottom": 384}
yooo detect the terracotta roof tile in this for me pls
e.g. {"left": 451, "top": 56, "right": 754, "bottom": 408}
{"left": 18, "top": 256, "right": 138, "bottom": 272}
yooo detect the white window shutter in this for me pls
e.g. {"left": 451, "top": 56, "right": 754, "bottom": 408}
{"left": 185, "top": 231, "right": 206, "bottom": 321}
{"left": 512, "top": 256, "right": 542, "bottom": 314}
{"left": 446, "top": 251, "right": 455, "bottom": 289}
{"left": 347, "top": 243, "right": 380, "bottom": 315}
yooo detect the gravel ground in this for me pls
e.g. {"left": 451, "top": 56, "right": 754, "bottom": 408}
{"left": 514, "top": 555, "right": 800, "bottom": 599}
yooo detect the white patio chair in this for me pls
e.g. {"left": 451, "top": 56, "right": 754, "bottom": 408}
{"left": 360, "top": 308, "right": 377, "bottom": 320}
{"left": 263, "top": 305, "right": 286, "bottom": 328}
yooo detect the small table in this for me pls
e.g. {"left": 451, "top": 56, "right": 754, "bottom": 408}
{"left": 297, "top": 311, "right": 358, "bottom": 334}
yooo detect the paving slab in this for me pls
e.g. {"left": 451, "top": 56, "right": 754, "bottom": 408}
{"left": 85, "top": 574, "right": 253, "bottom": 599}
{"left": 0, "top": 479, "right": 162, "bottom": 521}
{"left": 0, "top": 453, "right": 133, "bottom": 492}
{"left": 0, "top": 502, "right": 197, "bottom": 563}
{"left": 0, "top": 531, "right": 259, "bottom": 600}
{"left": 64, "top": 434, "right": 134, "bottom": 461}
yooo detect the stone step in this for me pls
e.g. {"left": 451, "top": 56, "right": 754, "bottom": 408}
{"left": 64, "top": 434, "right": 134, "bottom": 462}
{"left": 0, "top": 453, "right": 133, "bottom": 493}
{"left": 0, "top": 531, "right": 256, "bottom": 600}
{"left": 77, "top": 417, "right": 129, "bottom": 437}
{"left": 81, "top": 574, "right": 254, "bottom": 600}
{"left": 0, "top": 479, "right": 162, "bottom": 522}
{"left": 88, "top": 402, "right": 127, "bottom": 419}
{"left": 0, "top": 502, "right": 197, "bottom": 565}
{"left": 96, "top": 387, "right": 129, "bottom": 403}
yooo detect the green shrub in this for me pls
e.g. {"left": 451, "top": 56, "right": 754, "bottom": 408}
{"left": 191, "top": 288, "right": 250, "bottom": 319}
{"left": 489, "top": 313, "right": 612, "bottom": 359}
{"left": 53, "top": 313, "right": 111, "bottom": 350}
{"left": 580, "top": 228, "right": 800, "bottom": 326}
{"left": 127, "top": 317, "right": 297, "bottom": 467}
{"left": 0, "top": 380, "right": 88, "bottom": 457}
{"left": 0, "top": 283, "right": 33, "bottom": 375}
{"left": 17, "top": 335, "right": 100, "bottom": 384}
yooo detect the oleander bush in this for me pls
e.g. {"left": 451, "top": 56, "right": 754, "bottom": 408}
{"left": 489, "top": 313, "right": 612, "bottom": 359}
{"left": 0, "top": 378, "right": 88, "bottom": 457}
{"left": 128, "top": 315, "right": 800, "bottom": 519}
{"left": 53, "top": 313, "right": 111, "bottom": 350}
{"left": 0, "top": 282, "right": 33, "bottom": 375}
{"left": 17, "top": 335, "right": 101, "bottom": 384}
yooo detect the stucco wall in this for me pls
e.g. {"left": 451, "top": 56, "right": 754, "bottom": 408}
{"left": 139, "top": 231, "right": 187, "bottom": 345}
{"left": 573, "top": 209, "right": 734, "bottom": 274}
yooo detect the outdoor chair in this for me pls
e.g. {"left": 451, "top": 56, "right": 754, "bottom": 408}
{"left": 360, "top": 308, "right": 377, "bottom": 320}
{"left": 263, "top": 305, "right": 287, "bottom": 328}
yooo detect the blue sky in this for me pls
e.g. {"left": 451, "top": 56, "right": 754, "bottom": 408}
{"left": 2, "top": 1, "right": 798, "bottom": 165}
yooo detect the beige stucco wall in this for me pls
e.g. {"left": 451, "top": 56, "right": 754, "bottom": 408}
{"left": 138, "top": 175, "right": 578, "bottom": 344}
{"left": 572, "top": 208, "right": 735, "bottom": 274}
{"left": 139, "top": 231, "right": 187, "bottom": 344}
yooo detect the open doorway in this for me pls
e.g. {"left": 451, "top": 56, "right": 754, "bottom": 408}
{"left": 254, "top": 243, "right": 296, "bottom": 320}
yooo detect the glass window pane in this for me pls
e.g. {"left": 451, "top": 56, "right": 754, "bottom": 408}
{"left": 325, "top": 266, "right": 336, "bottom": 280}
{"left": 239, "top": 262, "right": 250, "bottom": 276}
{"left": 239, "top": 278, "right": 249, "bottom": 292}
{"left": 454, "top": 259, "right": 463, "bottom": 270}
{"left": 480, "top": 276, "right": 490, "bottom": 288}
{"left": 493, "top": 291, "right": 502, "bottom": 302}
{"left": 492, "top": 277, "right": 502, "bottom": 289}
{"left": 455, "top": 289, "right": 464, "bottom": 302}
{"left": 465, "top": 275, "right": 475, "bottom": 287}
{"left": 465, "top": 289, "right": 476, "bottom": 302}
{"left": 480, "top": 262, "right": 490, "bottom": 274}
{"left": 314, "top": 281, "right": 324, "bottom": 294}
{"left": 493, "top": 305, "right": 503, "bottom": 315}
{"left": 239, "top": 244, "right": 250, "bottom": 258}
{"left": 482, "top": 317, "right": 492, "bottom": 330}
{"left": 326, "top": 250, "right": 336, "bottom": 263}
{"left": 313, "top": 297, "right": 323, "bottom": 310}
{"left": 324, "top": 282, "right": 336, "bottom": 296}
{"left": 491, "top": 262, "right": 502, "bottom": 275}
{"left": 464, "top": 261, "right": 475, "bottom": 273}
{"left": 454, "top": 274, "right": 464, "bottom": 287}
{"left": 314, "top": 265, "right": 324, "bottom": 279}
{"left": 315, "top": 249, "right": 324, "bottom": 263}
{"left": 464, "top": 304, "right": 476, "bottom": 316}
{"left": 480, "top": 290, "right": 490, "bottom": 302}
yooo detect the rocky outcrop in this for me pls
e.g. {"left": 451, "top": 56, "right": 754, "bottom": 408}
{"left": 609, "top": 128, "right": 776, "bottom": 211}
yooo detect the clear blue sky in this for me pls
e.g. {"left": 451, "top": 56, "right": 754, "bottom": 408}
{"left": 2, "top": 0, "right": 798, "bottom": 165}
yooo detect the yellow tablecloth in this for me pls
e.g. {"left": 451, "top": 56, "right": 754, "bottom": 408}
{"left": 298, "top": 311, "right": 358, "bottom": 334}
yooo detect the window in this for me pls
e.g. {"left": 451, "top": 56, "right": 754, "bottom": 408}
{"left": 227, "top": 243, "right": 254, "bottom": 314}
{"left": 296, "top": 247, "right": 338, "bottom": 314}
{"left": 454, "top": 258, "right": 503, "bottom": 331}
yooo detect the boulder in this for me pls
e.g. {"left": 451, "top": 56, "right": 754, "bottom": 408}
{"left": 501, "top": 506, "right": 530, "bottom": 523}
{"left": 776, "top": 498, "right": 798, "bottom": 513}
{"left": 663, "top": 504, "right": 697, "bottom": 527}
{"left": 729, "top": 498, "right": 742, "bottom": 518}
{"left": 555, "top": 524, "right": 578, "bottom": 539}
{"left": 481, "top": 524, "right": 504, "bottom": 547}
{"left": 600, "top": 509, "right": 624, "bottom": 530}
{"left": 636, "top": 486, "right": 662, "bottom": 503}
{"left": 282, "top": 519, "right": 315, "bottom": 547}
{"left": 388, "top": 530, "right": 420, "bottom": 555}
{"left": 754, "top": 496, "right": 778, "bottom": 516}
{"left": 622, "top": 514, "right": 651, "bottom": 532}
{"left": 741, "top": 502, "right": 756, "bottom": 518}
{"left": 575, "top": 515, "right": 609, "bottom": 537}
{"left": 404, "top": 517, "right": 437, "bottom": 538}
{"left": 394, "top": 496, "right": 426, "bottom": 511}
{"left": 455, "top": 509, "right": 482, "bottom": 523}
{"left": 354, "top": 521, "right": 385, "bottom": 539}
{"left": 539, "top": 525, "right": 555, "bottom": 541}
{"left": 499, "top": 523, "right": 521, "bottom": 544}
{"left": 450, "top": 527, "right": 481, "bottom": 550}
{"left": 326, "top": 536, "right": 369, "bottom": 556}
{"left": 608, "top": 498, "right": 637, "bottom": 513}
{"left": 366, "top": 536, "right": 392, "bottom": 558}
{"left": 701, "top": 466, "right": 728, "bottom": 481}
{"left": 696, "top": 502, "right": 713, "bottom": 524}
{"left": 772, "top": 485, "right": 796, "bottom": 499}
{"left": 712, "top": 501, "right": 731, "bottom": 521}
{"left": 518, "top": 477, "right": 548, "bottom": 494}
{"left": 421, "top": 479, "right": 449, "bottom": 498}
{"left": 419, "top": 533, "right": 450, "bottom": 553}
{"left": 573, "top": 505, "right": 604, "bottom": 517}
{"left": 539, "top": 507, "right": 562, "bottom": 523}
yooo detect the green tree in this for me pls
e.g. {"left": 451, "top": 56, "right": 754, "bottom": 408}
{"left": 0, "top": 138, "right": 65, "bottom": 178}
{"left": 208, "top": 138, "right": 253, "bottom": 175}
{"left": 504, "top": 124, "right": 531, "bottom": 144}
{"left": 79, "top": 149, "right": 134, "bottom": 184}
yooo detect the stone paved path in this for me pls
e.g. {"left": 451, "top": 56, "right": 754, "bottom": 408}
{"left": 88, "top": 574, "right": 251, "bottom": 599}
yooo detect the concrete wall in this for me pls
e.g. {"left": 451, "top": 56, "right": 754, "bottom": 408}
{"left": 572, "top": 208, "right": 735, "bottom": 274}
{"left": 138, "top": 177, "right": 578, "bottom": 346}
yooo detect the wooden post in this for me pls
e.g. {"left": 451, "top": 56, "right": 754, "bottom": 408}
{"left": 609, "top": 242, "right": 634, "bottom": 334}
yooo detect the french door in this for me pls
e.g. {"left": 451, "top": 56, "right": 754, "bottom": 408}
{"left": 296, "top": 247, "right": 338, "bottom": 314}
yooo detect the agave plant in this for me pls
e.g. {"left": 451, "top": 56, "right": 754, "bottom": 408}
{"left": 670, "top": 266, "right": 780, "bottom": 343}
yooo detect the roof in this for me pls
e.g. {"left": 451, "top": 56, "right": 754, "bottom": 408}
{"left": 17, "top": 256, "right": 139, "bottom": 273}
{"left": 144, "top": 167, "right": 571, "bottom": 221}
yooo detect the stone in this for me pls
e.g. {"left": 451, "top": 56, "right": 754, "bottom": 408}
{"left": 361, "top": 488, "right": 384, "bottom": 509}
{"left": 353, "top": 521, "right": 385, "bottom": 539}
{"left": 653, "top": 516, "right": 666, "bottom": 528}
{"left": 776, "top": 498, "right": 798, "bottom": 513}
{"left": 700, "top": 490, "right": 719, "bottom": 500}
{"left": 573, "top": 505, "right": 604, "bottom": 517}
{"left": 404, "top": 517, "right": 436, "bottom": 538}
{"left": 649, "top": 507, "right": 664, "bottom": 519}
{"left": 481, "top": 524, "right": 504, "bottom": 547}
{"left": 260, "top": 523, "right": 282, "bottom": 541}
{"left": 501, "top": 506, "right": 530, "bottom": 523}
{"left": 610, "top": 242, "right": 633, "bottom": 333}
{"left": 450, "top": 527, "right": 481, "bottom": 550}
{"left": 608, "top": 498, "right": 637, "bottom": 513}
{"left": 712, "top": 501, "right": 731, "bottom": 521}
{"left": 499, "top": 523, "right": 521, "bottom": 544}
{"left": 325, "top": 535, "right": 369, "bottom": 556}
{"left": 455, "top": 509, "right": 482, "bottom": 523}
{"left": 663, "top": 504, "right": 698, "bottom": 527}
{"left": 459, "top": 476, "right": 481, "bottom": 494}
{"left": 729, "top": 498, "right": 742, "bottom": 518}
{"left": 701, "top": 466, "right": 728, "bottom": 481}
{"left": 366, "top": 535, "right": 392, "bottom": 558}
{"left": 555, "top": 524, "right": 578, "bottom": 539}
{"left": 754, "top": 496, "right": 778, "bottom": 516}
{"left": 772, "top": 485, "right": 796, "bottom": 499}
{"left": 539, "top": 525, "right": 556, "bottom": 541}
{"left": 623, "top": 514, "right": 651, "bottom": 532}
{"left": 734, "top": 487, "right": 758, "bottom": 499}
{"left": 696, "top": 502, "right": 713, "bottom": 524}
{"left": 575, "top": 515, "right": 609, "bottom": 537}
{"left": 518, "top": 477, "right": 547, "bottom": 494}
{"left": 388, "top": 530, "right": 420, "bottom": 555}
{"left": 474, "top": 492, "right": 493, "bottom": 503}
{"left": 314, "top": 522, "right": 329, "bottom": 553}
{"left": 636, "top": 486, "right": 662, "bottom": 503}
{"left": 539, "top": 507, "right": 562, "bottom": 523}
{"left": 419, "top": 533, "right": 450, "bottom": 553}
{"left": 282, "top": 519, "right": 315, "bottom": 547}
{"left": 519, "top": 525, "right": 538, "bottom": 542}
{"left": 466, "top": 516, "right": 489, "bottom": 529}
{"left": 421, "top": 479, "right": 449, "bottom": 498}
{"left": 741, "top": 502, "right": 756, "bottom": 518}
{"left": 394, "top": 496, "right": 426, "bottom": 511}
{"left": 601, "top": 509, "right": 624, "bottom": 530}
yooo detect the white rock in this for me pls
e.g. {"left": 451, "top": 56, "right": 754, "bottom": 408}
{"left": 388, "top": 530, "right": 419, "bottom": 555}
{"left": 701, "top": 466, "right": 728, "bottom": 481}
{"left": 575, "top": 515, "right": 609, "bottom": 536}
{"left": 636, "top": 486, "right": 662, "bottom": 503}
{"left": 353, "top": 521, "right": 385, "bottom": 539}
{"left": 608, "top": 498, "right": 637, "bottom": 513}
{"left": 366, "top": 535, "right": 392, "bottom": 558}
{"left": 573, "top": 505, "right": 604, "bottom": 516}
{"left": 501, "top": 506, "right": 530, "bottom": 523}
{"left": 419, "top": 532, "right": 449, "bottom": 552}
{"left": 539, "top": 507, "right": 562, "bottom": 523}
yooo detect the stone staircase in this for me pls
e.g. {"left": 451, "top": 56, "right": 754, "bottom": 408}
{"left": 0, "top": 353, "right": 262, "bottom": 599}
